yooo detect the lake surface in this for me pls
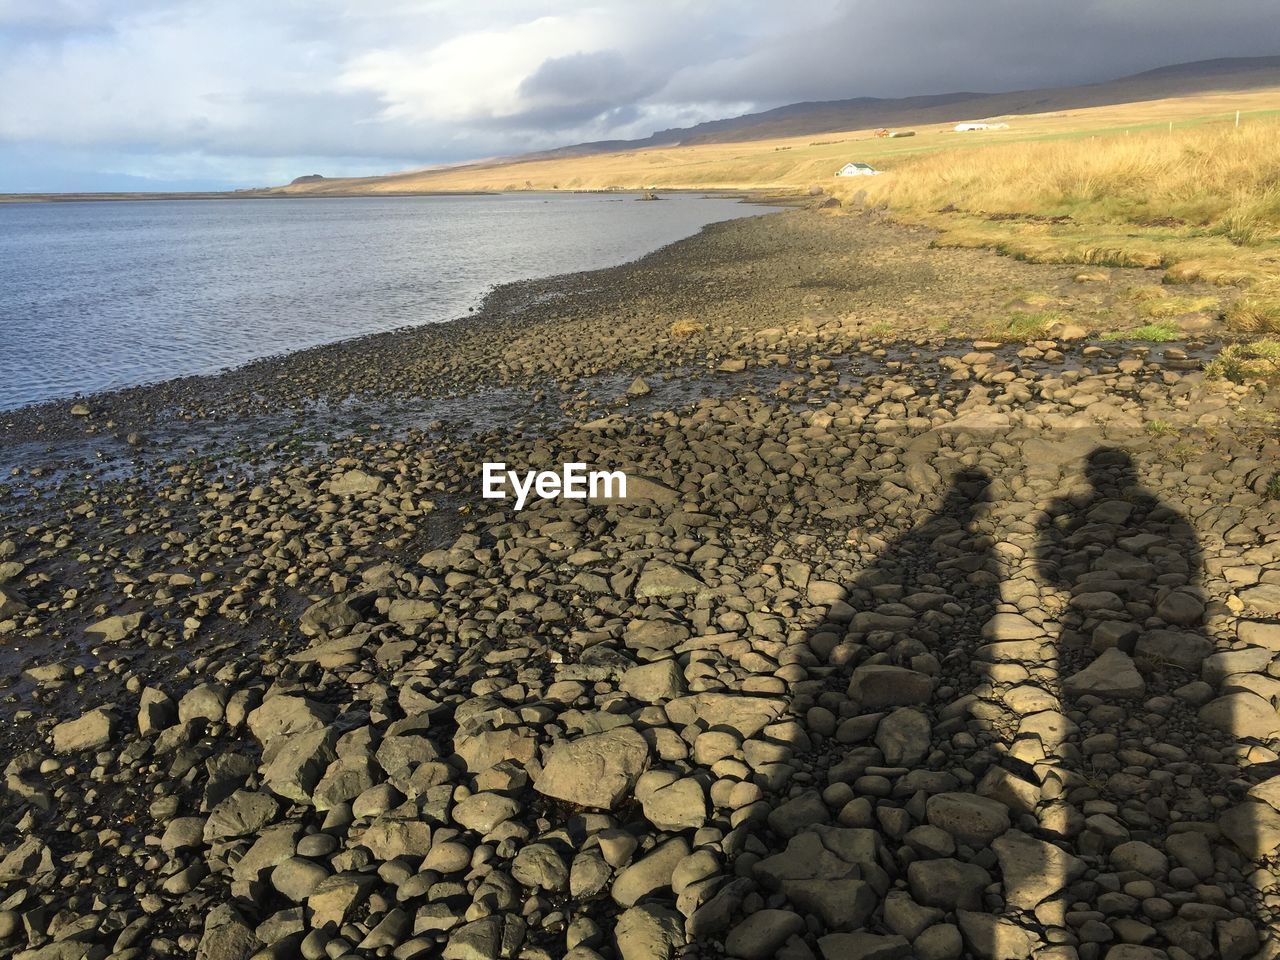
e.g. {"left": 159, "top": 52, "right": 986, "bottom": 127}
{"left": 0, "top": 193, "right": 772, "bottom": 410}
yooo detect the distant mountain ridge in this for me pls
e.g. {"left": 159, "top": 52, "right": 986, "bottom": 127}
{"left": 517, "top": 55, "right": 1280, "bottom": 161}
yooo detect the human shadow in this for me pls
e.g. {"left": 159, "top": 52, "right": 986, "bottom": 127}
{"left": 731, "top": 467, "right": 1021, "bottom": 958}
{"left": 1034, "top": 447, "right": 1263, "bottom": 960}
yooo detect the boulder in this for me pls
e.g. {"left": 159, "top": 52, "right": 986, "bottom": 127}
{"left": 1063, "top": 648, "right": 1145, "bottom": 699}
{"left": 847, "top": 665, "right": 933, "bottom": 709}
{"left": 535, "top": 726, "right": 650, "bottom": 809}
{"left": 52, "top": 708, "right": 115, "bottom": 753}
{"left": 926, "top": 793, "right": 1010, "bottom": 846}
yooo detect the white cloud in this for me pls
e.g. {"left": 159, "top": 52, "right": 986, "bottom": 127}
{"left": 0, "top": 0, "right": 1277, "bottom": 190}
{"left": 339, "top": 13, "right": 615, "bottom": 125}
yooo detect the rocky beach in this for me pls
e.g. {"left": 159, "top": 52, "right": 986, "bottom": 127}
{"left": 2, "top": 202, "right": 1279, "bottom": 960}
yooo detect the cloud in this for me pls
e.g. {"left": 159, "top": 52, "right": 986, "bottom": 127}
{"left": 0, "top": 0, "right": 1277, "bottom": 191}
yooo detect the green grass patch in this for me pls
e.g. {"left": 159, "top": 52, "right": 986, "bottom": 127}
{"left": 984, "top": 310, "right": 1066, "bottom": 340}
{"left": 1206, "top": 339, "right": 1280, "bottom": 383}
{"left": 1100, "top": 322, "right": 1181, "bottom": 342}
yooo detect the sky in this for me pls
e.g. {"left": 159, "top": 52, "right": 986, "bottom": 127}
{"left": 1, "top": 0, "right": 1278, "bottom": 192}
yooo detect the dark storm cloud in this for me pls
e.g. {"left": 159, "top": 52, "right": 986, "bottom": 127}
{"left": 0, "top": 0, "right": 1276, "bottom": 191}
{"left": 663, "top": 0, "right": 1280, "bottom": 106}
{"left": 510, "top": 50, "right": 666, "bottom": 129}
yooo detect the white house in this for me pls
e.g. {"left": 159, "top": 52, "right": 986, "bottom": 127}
{"left": 836, "top": 162, "right": 881, "bottom": 177}
{"left": 954, "top": 121, "right": 1009, "bottom": 132}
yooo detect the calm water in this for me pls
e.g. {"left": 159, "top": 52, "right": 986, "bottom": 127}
{"left": 0, "top": 193, "right": 770, "bottom": 410}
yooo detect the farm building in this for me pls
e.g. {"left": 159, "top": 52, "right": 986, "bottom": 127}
{"left": 836, "top": 162, "right": 881, "bottom": 177}
{"left": 954, "top": 121, "right": 1009, "bottom": 132}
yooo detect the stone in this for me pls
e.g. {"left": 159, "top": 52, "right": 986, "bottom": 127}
{"left": 511, "top": 842, "right": 569, "bottom": 891}
{"left": 620, "top": 660, "right": 686, "bottom": 703}
{"left": 1062, "top": 648, "right": 1145, "bottom": 699}
{"left": 271, "top": 857, "right": 329, "bottom": 902}
{"left": 535, "top": 726, "right": 650, "bottom": 809}
{"left": 85, "top": 611, "right": 144, "bottom": 643}
{"left": 454, "top": 727, "right": 537, "bottom": 774}
{"left": 875, "top": 707, "right": 931, "bottom": 766}
{"left": 1199, "top": 692, "right": 1280, "bottom": 740}
{"left": 1219, "top": 801, "right": 1280, "bottom": 858}
{"left": 785, "top": 878, "right": 876, "bottom": 931}
{"left": 1134, "top": 630, "right": 1212, "bottom": 671}
{"left": 330, "top": 468, "right": 384, "bottom": 496}
{"left": 982, "top": 614, "right": 1042, "bottom": 640}
{"left": 52, "top": 708, "right": 115, "bottom": 753}
{"left": 817, "top": 931, "right": 911, "bottom": 960}
{"left": 312, "top": 756, "right": 378, "bottom": 810}
{"left": 0, "top": 836, "right": 53, "bottom": 883}
{"left": 638, "top": 775, "right": 706, "bottom": 831}
{"left": 1203, "top": 647, "right": 1272, "bottom": 685}
{"left": 307, "top": 873, "right": 377, "bottom": 929}
{"left": 1217, "top": 916, "right": 1260, "bottom": 960}
{"left": 160, "top": 816, "right": 207, "bottom": 853}
{"left": 137, "top": 686, "right": 176, "bottom": 735}
{"left": 955, "top": 911, "right": 1036, "bottom": 960}
{"left": 452, "top": 793, "right": 521, "bottom": 834}
{"left": 260, "top": 727, "right": 338, "bottom": 803}
{"left": 232, "top": 824, "right": 303, "bottom": 884}
{"left": 1239, "top": 620, "right": 1280, "bottom": 651}
{"left": 1110, "top": 840, "right": 1168, "bottom": 878}
{"left": 624, "top": 619, "right": 690, "bottom": 652}
{"left": 442, "top": 915, "right": 524, "bottom": 960}
{"left": 754, "top": 830, "right": 873, "bottom": 892}
{"left": 992, "top": 830, "right": 1083, "bottom": 909}
{"left": 725, "top": 910, "right": 806, "bottom": 960}
{"left": 1239, "top": 583, "right": 1280, "bottom": 616}
{"left": 612, "top": 837, "right": 691, "bottom": 907}
{"left": 298, "top": 593, "right": 368, "bottom": 638}
{"left": 360, "top": 819, "right": 434, "bottom": 858}
{"left": 908, "top": 859, "right": 990, "bottom": 911}
{"left": 883, "top": 890, "right": 944, "bottom": 940}
{"left": 926, "top": 793, "right": 1011, "bottom": 846}
{"left": 247, "top": 695, "right": 334, "bottom": 744}
{"left": 178, "top": 683, "right": 227, "bottom": 723}
{"left": 635, "top": 561, "right": 710, "bottom": 599}
{"left": 614, "top": 903, "right": 685, "bottom": 960}
{"left": 664, "top": 693, "right": 784, "bottom": 738}
{"left": 1155, "top": 590, "right": 1204, "bottom": 626}
{"left": 203, "top": 790, "right": 278, "bottom": 842}
{"left": 767, "top": 791, "right": 830, "bottom": 838}
{"left": 0, "top": 586, "right": 26, "bottom": 620}
{"left": 195, "top": 904, "right": 259, "bottom": 960}
{"left": 847, "top": 665, "right": 933, "bottom": 709}
{"left": 914, "top": 924, "right": 963, "bottom": 960}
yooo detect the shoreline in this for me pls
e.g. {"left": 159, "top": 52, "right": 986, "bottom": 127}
{"left": 0, "top": 185, "right": 804, "bottom": 205}
{"left": 0, "top": 194, "right": 794, "bottom": 437}
{"left": 0, "top": 203, "right": 1277, "bottom": 959}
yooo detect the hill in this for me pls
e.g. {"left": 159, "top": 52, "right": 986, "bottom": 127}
{"left": 274, "top": 55, "right": 1280, "bottom": 195}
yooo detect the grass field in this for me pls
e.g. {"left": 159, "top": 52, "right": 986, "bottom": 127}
{"left": 280, "top": 87, "right": 1280, "bottom": 197}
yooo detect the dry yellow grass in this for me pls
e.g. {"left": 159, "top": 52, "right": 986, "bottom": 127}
{"left": 855, "top": 123, "right": 1280, "bottom": 230}
{"left": 278, "top": 87, "right": 1280, "bottom": 198}
{"left": 848, "top": 118, "right": 1280, "bottom": 288}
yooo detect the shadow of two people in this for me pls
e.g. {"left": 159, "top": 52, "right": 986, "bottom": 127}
{"left": 774, "top": 447, "right": 1265, "bottom": 959}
